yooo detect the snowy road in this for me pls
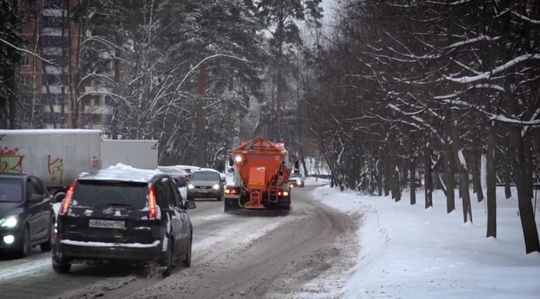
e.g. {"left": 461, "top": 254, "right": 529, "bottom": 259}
{"left": 0, "top": 185, "right": 357, "bottom": 299}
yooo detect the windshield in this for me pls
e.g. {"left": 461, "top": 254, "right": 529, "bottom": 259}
{"left": 0, "top": 178, "right": 23, "bottom": 202}
{"left": 72, "top": 180, "right": 147, "bottom": 209}
{"left": 191, "top": 171, "right": 219, "bottom": 181}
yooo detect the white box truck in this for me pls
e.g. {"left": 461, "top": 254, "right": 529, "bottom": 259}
{"left": 0, "top": 129, "right": 102, "bottom": 201}
{"left": 101, "top": 139, "right": 158, "bottom": 170}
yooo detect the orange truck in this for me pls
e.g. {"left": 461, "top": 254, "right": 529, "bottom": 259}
{"left": 224, "top": 136, "right": 292, "bottom": 216}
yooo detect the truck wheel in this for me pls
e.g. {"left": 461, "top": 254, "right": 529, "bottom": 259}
{"left": 40, "top": 220, "right": 55, "bottom": 252}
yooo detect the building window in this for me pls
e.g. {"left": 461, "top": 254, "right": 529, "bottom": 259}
{"left": 41, "top": 112, "right": 65, "bottom": 124}
{"left": 42, "top": 94, "right": 67, "bottom": 105}
{"left": 43, "top": 54, "right": 63, "bottom": 66}
{"left": 44, "top": 0, "right": 66, "bottom": 9}
{"left": 20, "top": 55, "right": 30, "bottom": 66}
{"left": 19, "top": 74, "right": 32, "bottom": 86}
{"left": 43, "top": 16, "right": 64, "bottom": 27}
{"left": 41, "top": 36, "right": 68, "bottom": 47}
{"left": 104, "top": 95, "right": 113, "bottom": 106}
{"left": 104, "top": 114, "right": 113, "bottom": 126}
{"left": 46, "top": 74, "right": 67, "bottom": 86}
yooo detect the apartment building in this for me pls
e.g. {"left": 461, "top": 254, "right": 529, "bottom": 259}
{"left": 18, "top": 0, "right": 113, "bottom": 129}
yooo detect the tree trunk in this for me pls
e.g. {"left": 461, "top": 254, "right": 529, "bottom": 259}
{"left": 445, "top": 144, "right": 456, "bottom": 213}
{"left": 452, "top": 111, "right": 472, "bottom": 223}
{"left": 425, "top": 142, "right": 433, "bottom": 209}
{"left": 512, "top": 130, "right": 540, "bottom": 253}
{"left": 504, "top": 137, "right": 513, "bottom": 199}
{"left": 196, "top": 59, "right": 207, "bottom": 167}
{"left": 410, "top": 155, "right": 416, "bottom": 205}
{"left": 486, "top": 122, "right": 497, "bottom": 238}
{"left": 390, "top": 140, "right": 400, "bottom": 202}
{"left": 470, "top": 143, "right": 484, "bottom": 202}
{"left": 384, "top": 151, "right": 390, "bottom": 196}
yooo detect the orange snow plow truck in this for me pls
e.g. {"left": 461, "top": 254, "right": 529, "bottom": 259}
{"left": 224, "top": 136, "right": 292, "bottom": 216}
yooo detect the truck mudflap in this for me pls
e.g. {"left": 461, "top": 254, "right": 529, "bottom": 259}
{"left": 224, "top": 195, "right": 290, "bottom": 216}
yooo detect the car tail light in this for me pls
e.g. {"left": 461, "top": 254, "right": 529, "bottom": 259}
{"left": 225, "top": 188, "right": 237, "bottom": 195}
{"left": 278, "top": 191, "right": 289, "bottom": 197}
{"left": 60, "top": 180, "right": 77, "bottom": 215}
{"left": 147, "top": 184, "right": 157, "bottom": 219}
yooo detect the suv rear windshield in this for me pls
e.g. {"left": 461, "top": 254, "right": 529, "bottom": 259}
{"left": 191, "top": 171, "right": 219, "bottom": 181}
{"left": 0, "top": 178, "right": 22, "bottom": 202}
{"left": 72, "top": 180, "right": 147, "bottom": 209}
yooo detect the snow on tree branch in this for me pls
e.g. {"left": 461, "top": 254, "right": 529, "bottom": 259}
{"left": 444, "top": 54, "right": 540, "bottom": 84}
{"left": 0, "top": 37, "right": 53, "bottom": 64}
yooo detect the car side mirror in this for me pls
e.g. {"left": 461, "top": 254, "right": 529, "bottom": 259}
{"left": 29, "top": 194, "right": 44, "bottom": 203}
{"left": 185, "top": 201, "right": 196, "bottom": 209}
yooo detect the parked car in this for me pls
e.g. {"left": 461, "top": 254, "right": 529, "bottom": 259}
{"left": 52, "top": 166, "right": 196, "bottom": 277}
{"left": 186, "top": 170, "right": 226, "bottom": 201}
{"left": 0, "top": 174, "right": 55, "bottom": 258}
{"left": 157, "top": 166, "right": 192, "bottom": 187}
{"left": 289, "top": 173, "right": 305, "bottom": 188}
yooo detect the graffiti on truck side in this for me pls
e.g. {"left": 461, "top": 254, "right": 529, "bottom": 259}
{"left": 0, "top": 147, "right": 24, "bottom": 174}
{"left": 47, "top": 155, "right": 64, "bottom": 183}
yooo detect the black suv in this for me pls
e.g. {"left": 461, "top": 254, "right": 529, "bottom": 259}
{"left": 52, "top": 167, "right": 196, "bottom": 276}
{"left": 0, "top": 174, "right": 55, "bottom": 258}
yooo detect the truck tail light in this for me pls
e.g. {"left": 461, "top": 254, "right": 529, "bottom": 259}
{"left": 60, "top": 180, "right": 77, "bottom": 215}
{"left": 148, "top": 184, "right": 157, "bottom": 219}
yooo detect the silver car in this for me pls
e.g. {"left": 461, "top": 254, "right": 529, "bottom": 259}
{"left": 289, "top": 173, "right": 305, "bottom": 188}
{"left": 186, "top": 170, "right": 225, "bottom": 201}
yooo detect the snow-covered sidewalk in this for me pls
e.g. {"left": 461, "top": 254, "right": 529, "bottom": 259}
{"left": 312, "top": 185, "right": 540, "bottom": 299}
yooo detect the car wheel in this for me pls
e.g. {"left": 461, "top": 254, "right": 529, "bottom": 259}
{"left": 184, "top": 235, "right": 192, "bottom": 268}
{"left": 40, "top": 220, "right": 55, "bottom": 252}
{"left": 52, "top": 258, "right": 71, "bottom": 274}
{"left": 217, "top": 194, "right": 223, "bottom": 201}
{"left": 16, "top": 226, "right": 31, "bottom": 258}
{"left": 162, "top": 238, "right": 174, "bottom": 277}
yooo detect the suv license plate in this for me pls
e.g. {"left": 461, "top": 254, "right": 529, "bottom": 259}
{"left": 89, "top": 219, "right": 125, "bottom": 229}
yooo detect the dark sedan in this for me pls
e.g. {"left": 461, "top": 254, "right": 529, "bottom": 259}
{"left": 0, "top": 174, "right": 55, "bottom": 258}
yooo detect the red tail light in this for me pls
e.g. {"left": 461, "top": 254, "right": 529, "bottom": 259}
{"left": 277, "top": 191, "right": 290, "bottom": 197}
{"left": 148, "top": 184, "right": 157, "bottom": 219}
{"left": 60, "top": 180, "right": 77, "bottom": 215}
{"left": 225, "top": 189, "right": 237, "bottom": 195}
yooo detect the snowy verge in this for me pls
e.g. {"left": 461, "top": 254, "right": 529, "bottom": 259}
{"left": 312, "top": 185, "right": 540, "bottom": 299}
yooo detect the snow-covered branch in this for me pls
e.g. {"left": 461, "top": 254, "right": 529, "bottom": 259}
{"left": 0, "top": 37, "right": 53, "bottom": 64}
{"left": 444, "top": 54, "right": 540, "bottom": 84}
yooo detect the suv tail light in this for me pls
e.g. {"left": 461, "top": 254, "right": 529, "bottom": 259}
{"left": 147, "top": 184, "right": 157, "bottom": 219}
{"left": 60, "top": 180, "right": 78, "bottom": 215}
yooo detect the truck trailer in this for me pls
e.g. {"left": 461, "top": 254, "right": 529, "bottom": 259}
{"left": 224, "top": 136, "right": 292, "bottom": 216}
{"left": 0, "top": 129, "right": 102, "bottom": 201}
{"left": 101, "top": 139, "right": 158, "bottom": 170}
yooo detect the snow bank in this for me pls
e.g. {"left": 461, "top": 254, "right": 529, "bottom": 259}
{"left": 312, "top": 186, "right": 540, "bottom": 299}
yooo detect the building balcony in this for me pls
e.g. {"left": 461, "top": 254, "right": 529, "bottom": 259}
{"left": 84, "top": 86, "right": 113, "bottom": 95}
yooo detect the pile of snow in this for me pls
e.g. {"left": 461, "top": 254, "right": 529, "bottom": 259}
{"left": 79, "top": 163, "right": 163, "bottom": 183}
{"left": 311, "top": 186, "right": 540, "bottom": 299}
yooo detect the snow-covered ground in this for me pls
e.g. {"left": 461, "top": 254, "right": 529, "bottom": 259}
{"left": 52, "top": 169, "right": 540, "bottom": 298}
{"left": 312, "top": 185, "right": 540, "bottom": 299}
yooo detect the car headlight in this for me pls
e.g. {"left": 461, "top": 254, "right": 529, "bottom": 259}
{"left": 188, "top": 184, "right": 194, "bottom": 189}
{"left": 212, "top": 184, "right": 220, "bottom": 190}
{"left": 0, "top": 216, "right": 18, "bottom": 228}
